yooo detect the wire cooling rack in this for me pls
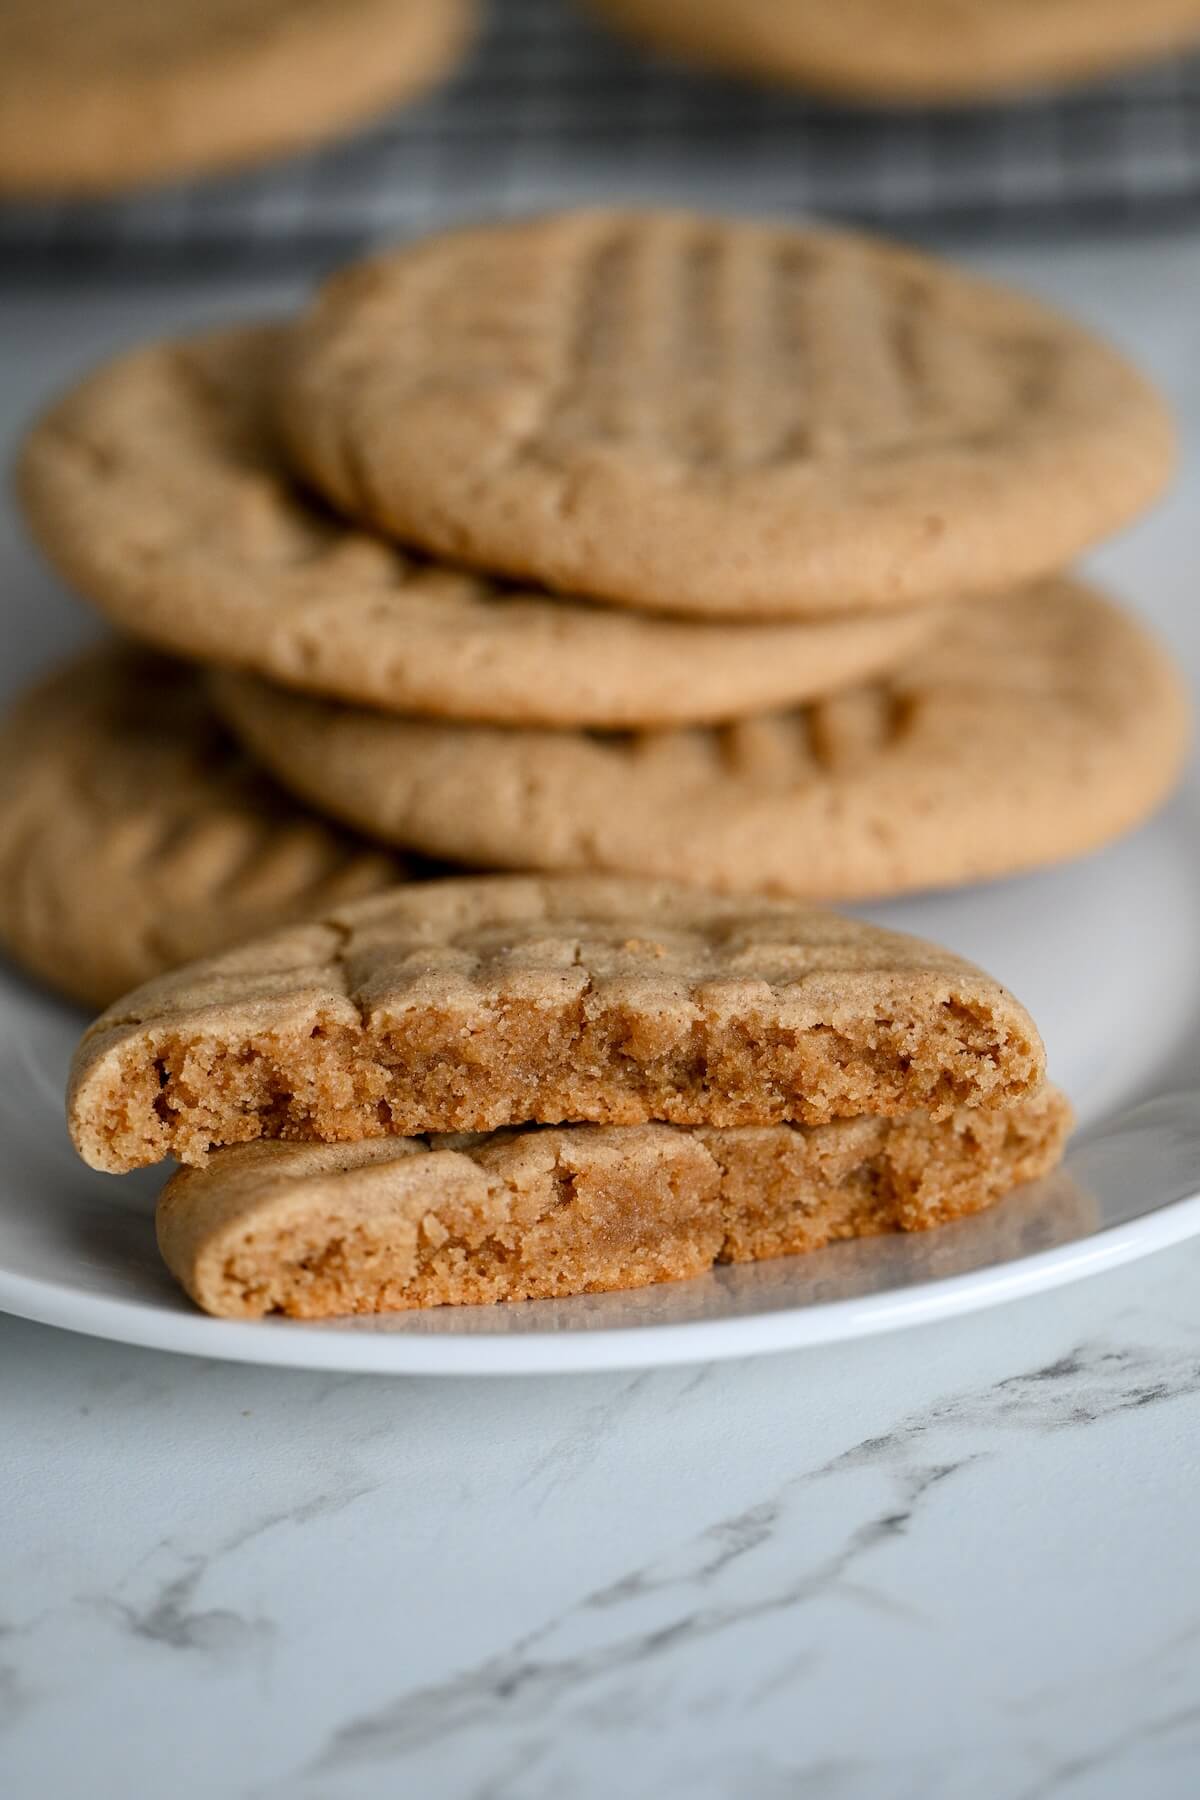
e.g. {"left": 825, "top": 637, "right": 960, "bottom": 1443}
{"left": 4, "top": 0, "right": 1200, "bottom": 265}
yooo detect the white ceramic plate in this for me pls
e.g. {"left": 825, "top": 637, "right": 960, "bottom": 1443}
{"left": 1, "top": 789, "right": 1199, "bottom": 1375}
{"left": 4, "top": 260, "right": 1199, "bottom": 1374}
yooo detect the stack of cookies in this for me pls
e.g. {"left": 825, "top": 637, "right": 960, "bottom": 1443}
{"left": 9, "top": 209, "right": 1189, "bottom": 985}
{"left": 2, "top": 206, "right": 1188, "bottom": 1318}
{"left": 67, "top": 873, "right": 1074, "bottom": 1319}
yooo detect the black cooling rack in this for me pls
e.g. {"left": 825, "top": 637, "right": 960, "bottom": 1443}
{"left": 5, "top": 0, "right": 1200, "bottom": 266}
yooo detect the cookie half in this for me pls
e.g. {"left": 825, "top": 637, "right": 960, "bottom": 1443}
{"left": 69, "top": 874, "right": 1045, "bottom": 1172}
{"left": 278, "top": 209, "right": 1174, "bottom": 617}
{"left": 17, "top": 326, "right": 937, "bottom": 729}
{"left": 0, "top": 644, "right": 407, "bottom": 1009}
{"left": 588, "top": 0, "right": 1200, "bottom": 101}
{"left": 212, "top": 579, "right": 1191, "bottom": 903}
{"left": 0, "top": 0, "right": 475, "bottom": 196}
{"left": 158, "top": 1092, "right": 1073, "bottom": 1318}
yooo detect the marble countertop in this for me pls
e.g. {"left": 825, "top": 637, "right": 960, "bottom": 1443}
{"left": 3, "top": 233, "right": 1200, "bottom": 1800}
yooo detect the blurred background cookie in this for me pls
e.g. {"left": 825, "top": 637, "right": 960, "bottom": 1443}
{"left": 0, "top": 0, "right": 476, "bottom": 195}
{"left": 587, "top": 0, "right": 1200, "bottom": 102}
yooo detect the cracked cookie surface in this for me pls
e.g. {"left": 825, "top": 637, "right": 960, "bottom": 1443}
{"left": 69, "top": 874, "right": 1045, "bottom": 1172}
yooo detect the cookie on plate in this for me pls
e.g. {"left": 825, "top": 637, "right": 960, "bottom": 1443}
{"left": 17, "top": 327, "right": 937, "bottom": 729}
{"left": 588, "top": 0, "right": 1200, "bottom": 102}
{"left": 278, "top": 209, "right": 1174, "bottom": 617}
{"left": 159, "top": 1092, "right": 1073, "bottom": 1318}
{"left": 0, "top": 644, "right": 407, "bottom": 1009}
{"left": 68, "top": 875, "right": 1046, "bottom": 1172}
{"left": 212, "top": 579, "right": 1191, "bottom": 903}
{"left": 0, "top": 0, "right": 475, "bottom": 195}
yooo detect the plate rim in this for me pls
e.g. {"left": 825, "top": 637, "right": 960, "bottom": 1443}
{"left": 3, "top": 1187, "right": 1199, "bottom": 1376}
{"left": 4, "top": 798, "right": 1199, "bottom": 1377}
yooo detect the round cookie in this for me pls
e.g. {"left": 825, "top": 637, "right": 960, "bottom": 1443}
{"left": 277, "top": 209, "right": 1174, "bottom": 619}
{"left": 0, "top": 644, "right": 407, "bottom": 1010}
{"left": 158, "top": 1091, "right": 1073, "bottom": 1319}
{"left": 68, "top": 874, "right": 1047, "bottom": 1172}
{"left": 212, "top": 579, "right": 1192, "bottom": 901}
{"left": 588, "top": 0, "right": 1200, "bottom": 102}
{"left": 0, "top": 0, "right": 475, "bottom": 196}
{"left": 17, "top": 326, "right": 937, "bottom": 729}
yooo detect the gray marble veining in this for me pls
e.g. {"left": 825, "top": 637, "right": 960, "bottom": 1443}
{"left": 5, "top": 1237, "right": 1200, "bottom": 1800}
{"left": 3, "top": 233, "right": 1200, "bottom": 1800}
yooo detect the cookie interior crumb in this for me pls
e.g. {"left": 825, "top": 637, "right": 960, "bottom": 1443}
{"left": 69, "top": 878, "right": 1047, "bottom": 1172}
{"left": 157, "top": 1088, "right": 1073, "bottom": 1318}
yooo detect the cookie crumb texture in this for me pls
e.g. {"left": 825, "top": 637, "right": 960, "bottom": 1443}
{"left": 158, "top": 1090, "right": 1072, "bottom": 1318}
{"left": 69, "top": 877, "right": 1044, "bottom": 1173}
